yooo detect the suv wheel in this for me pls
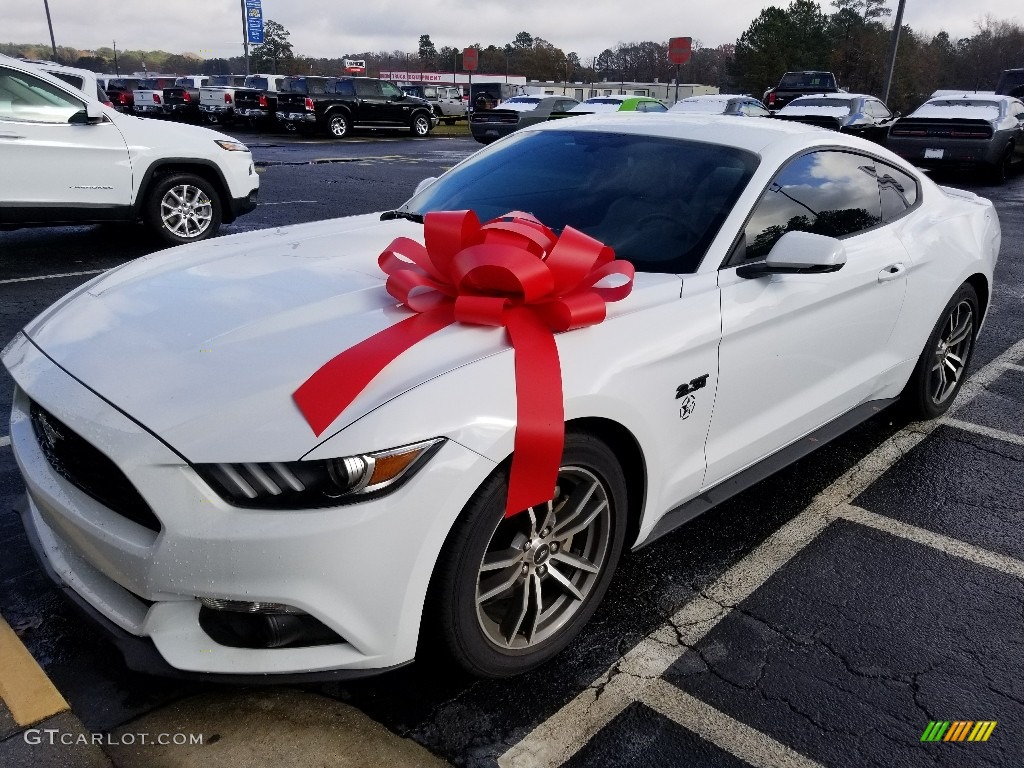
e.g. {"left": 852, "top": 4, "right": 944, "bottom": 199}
{"left": 327, "top": 112, "right": 350, "bottom": 139}
{"left": 410, "top": 113, "right": 432, "bottom": 137}
{"left": 146, "top": 173, "right": 222, "bottom": 245}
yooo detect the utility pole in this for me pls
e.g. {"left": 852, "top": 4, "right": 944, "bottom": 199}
{"left": 240, "top": 0, "right": 250, "bottom": 76}
{"left": 882, "top": 0, "right": 907, "bottom": 104}
{"left": 113, "top": 40, "right": 119, "bottom": 75}
{"left": 42, "top": 0, "right": 57, "bottom": 61}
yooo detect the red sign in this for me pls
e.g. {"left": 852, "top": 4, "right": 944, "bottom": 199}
{"left": 463, "top": 47, "right": 479, "bottom": 72}
{"left": 668, "top": 37, "right": 692, "bottom": 65}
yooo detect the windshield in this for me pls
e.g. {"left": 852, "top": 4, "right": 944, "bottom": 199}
{"left": 779, "top": 72, "right": 836, "bottom": 89}
{"left": 787, "top": 98, "right": 851, "bottom": 109}
{"left": 245, "top": 76, "right": 269, "bottom": 89}
{"left": 507, "top": 97, "right": 542, "bottom": 104}
{"left": 672, "top": 99, "right": 729, "bottom": 113}
{"left": 406, "top": 130, "right": 758, "bottom": 274}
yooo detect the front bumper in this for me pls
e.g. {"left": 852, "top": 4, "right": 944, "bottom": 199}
{"left": 4, "top": 337, "right": 489, "bottom": 677}
{"left": 228, "top": 186, "right": 259, "bottom": 219}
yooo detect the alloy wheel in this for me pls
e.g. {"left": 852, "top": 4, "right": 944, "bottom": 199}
{"left": 159, "top": 184, "right": 213, "bottom": 239}
{"left": 929, "top": 299, "right": 973, "bottom": 406}
{"left": 475, "top": 467, "right": 612, "bottom": 650}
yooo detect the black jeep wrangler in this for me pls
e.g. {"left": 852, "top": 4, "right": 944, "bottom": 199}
{"left": 275, "top": 76, "right": 437, "bottom": 138}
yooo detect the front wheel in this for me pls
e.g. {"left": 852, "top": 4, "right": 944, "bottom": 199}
{"left": 145, "top": 173, "right": 222, "bottom": 245}
{"left": 900, "top": 283, "right": 978, "bottom": 420}
{"left": 410, "top": 113, "right": 432, "bottom": 137}
{"left": 427, "top": 433, "right": 628, "bottom": 677}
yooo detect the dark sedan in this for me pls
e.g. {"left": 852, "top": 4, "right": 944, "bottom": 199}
{"left": 771, "top": 93, "right": 898, "bottom": 144}
{"left": 470, "top": 95, "right": 579, "bottom": 145}
{"left": 888, "top": 94, "right": 1024, "bottom": 184}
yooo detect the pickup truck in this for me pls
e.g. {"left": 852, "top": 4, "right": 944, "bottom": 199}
{"left": 232, "top": 74, "right": 288, "bottom": 127}
{"left": 276, "top": 76, "right": 436, "bottom": 138}
{"left": 133, "top": 77, "right": 178, "bottom": 117}
{"left": 399, "top": 84, "right": 467, "bottom": 124}
{"left": 199, "top": 75, "right": 248, "bottom": 125}
{"left": 762, "top": 71, "right": 841, "bottom": 112}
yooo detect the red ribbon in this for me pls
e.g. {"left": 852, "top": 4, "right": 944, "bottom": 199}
{"left": 293, "top": 210, "right": 635, "bottom": 516}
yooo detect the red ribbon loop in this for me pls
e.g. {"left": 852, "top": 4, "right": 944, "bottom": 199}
{"left": 293, "top": 211, "right": 635, "bottom": 516}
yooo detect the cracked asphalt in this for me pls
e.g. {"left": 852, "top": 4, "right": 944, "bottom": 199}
{"left": 1, "top": 132, "right": 1023, "bottom": 767}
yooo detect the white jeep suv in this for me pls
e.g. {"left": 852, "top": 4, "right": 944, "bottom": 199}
{"left": 0, "top": 55, "right": 259, "bottom": 244}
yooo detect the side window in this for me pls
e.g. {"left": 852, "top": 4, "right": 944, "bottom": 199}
{"left": 0, "top": 68, "right": 84, "bottom": 124}
{"left": 645, "top": 101, "right": 667, "bottom": 112}
{"left": 876, "top": 161, "right": 919, "bottom": 222}
{"left": 381, "top": 82, "right": 403, "bottom": 99}
{"left": 354, "top": 79, "right": 381, "bottom": 98}
{"left": 743, "top": 151, "right": 882, "bottom": 261}
{"left": 336, "top": 80, "right": 355, "bottom": 97}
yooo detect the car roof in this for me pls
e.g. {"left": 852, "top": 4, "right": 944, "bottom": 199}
{"left": 0, "top": 53, "right": 99, "bottom": 101}
{"left": 925, "top": 93, "right": 1011, "bottom": 104}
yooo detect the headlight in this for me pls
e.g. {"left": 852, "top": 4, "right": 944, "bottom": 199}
{"left": 215, "top": 139, "right": 249, "bottom": 152}
{"left": 194, "top": 438, "right": 444, "bottom": 509}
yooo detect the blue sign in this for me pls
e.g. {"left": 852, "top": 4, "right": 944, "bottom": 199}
{"left": 245, "top": 0, "right": 264, "bottom": 45}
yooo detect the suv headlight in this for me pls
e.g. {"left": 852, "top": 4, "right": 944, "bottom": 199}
{"left": 194, "top": 438, "right": 444, "bottom": 509}
{"left": 215, "top": 139, "right": 249, "bottom": 152}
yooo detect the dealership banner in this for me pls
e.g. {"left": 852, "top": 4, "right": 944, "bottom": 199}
{"left": 245, "top": 0, "right": 263, "bottom": 45}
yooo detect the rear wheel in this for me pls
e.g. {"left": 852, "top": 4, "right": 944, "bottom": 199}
{"left": 900, "top": 283, "right": 978, "bottom": 420}
{"left": 327, "top": 112, "right": 350, "bottom": 139}
{"left": 987, "top": 143, "right": 1013, "bottom": 185}
{"left": 410, "top": 113, "right": 432, "bottom": 137}
{"left": 427, "top": 433, "right": 628, "bottom": 677}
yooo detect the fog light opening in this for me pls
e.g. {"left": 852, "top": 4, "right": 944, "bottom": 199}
{"left": 197, "top": 601, "right": 343, "bottom": 649}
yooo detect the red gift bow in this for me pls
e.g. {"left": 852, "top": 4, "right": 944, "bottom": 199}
{"left": 293, "top": 210, "right": 635, "bottom": 516}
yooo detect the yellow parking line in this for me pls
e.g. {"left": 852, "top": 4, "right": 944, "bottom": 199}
{"left": 0, "top": 616, "right": 68, "bottom": 726}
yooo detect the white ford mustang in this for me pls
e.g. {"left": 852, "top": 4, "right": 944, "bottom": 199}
{"left": 3, "top": 114, "right": 999, "bottom": 680}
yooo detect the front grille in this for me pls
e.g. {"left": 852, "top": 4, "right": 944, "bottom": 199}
{"left": 30, "top": 401, "right": 162, "bottom": 533}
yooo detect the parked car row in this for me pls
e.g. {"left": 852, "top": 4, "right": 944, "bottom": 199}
{"left": 488, "top": 86, "right": 1022, "bottom": 184}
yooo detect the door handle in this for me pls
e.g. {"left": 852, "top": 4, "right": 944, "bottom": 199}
{"left": 878, "top": 263, "right": 906, "bottom": 282}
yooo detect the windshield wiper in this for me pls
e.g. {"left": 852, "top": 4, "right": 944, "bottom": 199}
{"left": 380, "top": 210, "right": 424, "bottom": 223}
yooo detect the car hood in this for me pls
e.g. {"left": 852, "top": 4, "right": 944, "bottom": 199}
{"left": 22, "top": 215, "right": 659, "bottom": 463}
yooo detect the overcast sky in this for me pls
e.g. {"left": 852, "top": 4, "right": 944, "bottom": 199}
{"left": 7, "top": 0, "right": 1022, "bottom": 62}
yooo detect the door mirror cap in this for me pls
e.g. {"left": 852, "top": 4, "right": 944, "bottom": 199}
{"left": 737, "top": 231, "right": 847, "bottom": 278}
{"left": 70, "top": 101, "right": 106, "bottom": 124}
{"left": 413, "top": 176, "right": 437, "bottom": 196}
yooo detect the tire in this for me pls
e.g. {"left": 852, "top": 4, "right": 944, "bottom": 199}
{"left": 145, "top": 173, "right": 222, "bottom": 245}
{"left": 899, "top": 282, "right": 979, "bottom": 420}
{"left": 426, "top": 432, "right": 628, "bottom": 677}
{"left": 986, "top": 144, "right": 1013, "bottom": 185}
{"left": 326, "top": 112, "right": 350, "bottom": 139}
{"left": 283, "top": 122, "right": 298, "bottom": 133}
{"left": 410, "top": 113, "right": 432, "bottom": 137}
{"left": 205, "top": 114, "right": 220, "bottom": 125}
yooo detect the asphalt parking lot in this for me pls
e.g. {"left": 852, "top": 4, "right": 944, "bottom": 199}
{"left": 1, "top": 131, "right": 1023, "bottom": 768}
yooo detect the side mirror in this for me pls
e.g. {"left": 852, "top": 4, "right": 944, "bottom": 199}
{"left": 413, "top": 176, "right": 437, "bottom": 196}
{"left": 736, "top": 231, "right": 847, "bottom": 278}
{"left": 69, "top": 102, "right": 105, "bottom": 125}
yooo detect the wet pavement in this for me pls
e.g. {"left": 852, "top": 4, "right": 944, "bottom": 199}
{"left": 1, "top": 133, "right": 1023, "bottom": 767}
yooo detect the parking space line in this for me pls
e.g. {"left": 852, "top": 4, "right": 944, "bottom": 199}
{"left": 642, "top": 679, "right": 826, "bottom": 768}
{"left": 0, "top": 435, "right": 10, "bottom": 449}
{"left": 839, "top": 505, "right": 1024, "bottom": 580}
{"left": 1006, "top": 363, "right": 1024, "bottom": 373}
{"left": 0, "top": 615, "right": 68, "bottom": 726}
{"left": 500, "top": 338, "right": 1024, "bottom": 768}
{"left": 942, "top": 417, "right": 1024, "bottom": 447}
{"left": 0, "top": 269, "right": 106, "bottom": 285}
